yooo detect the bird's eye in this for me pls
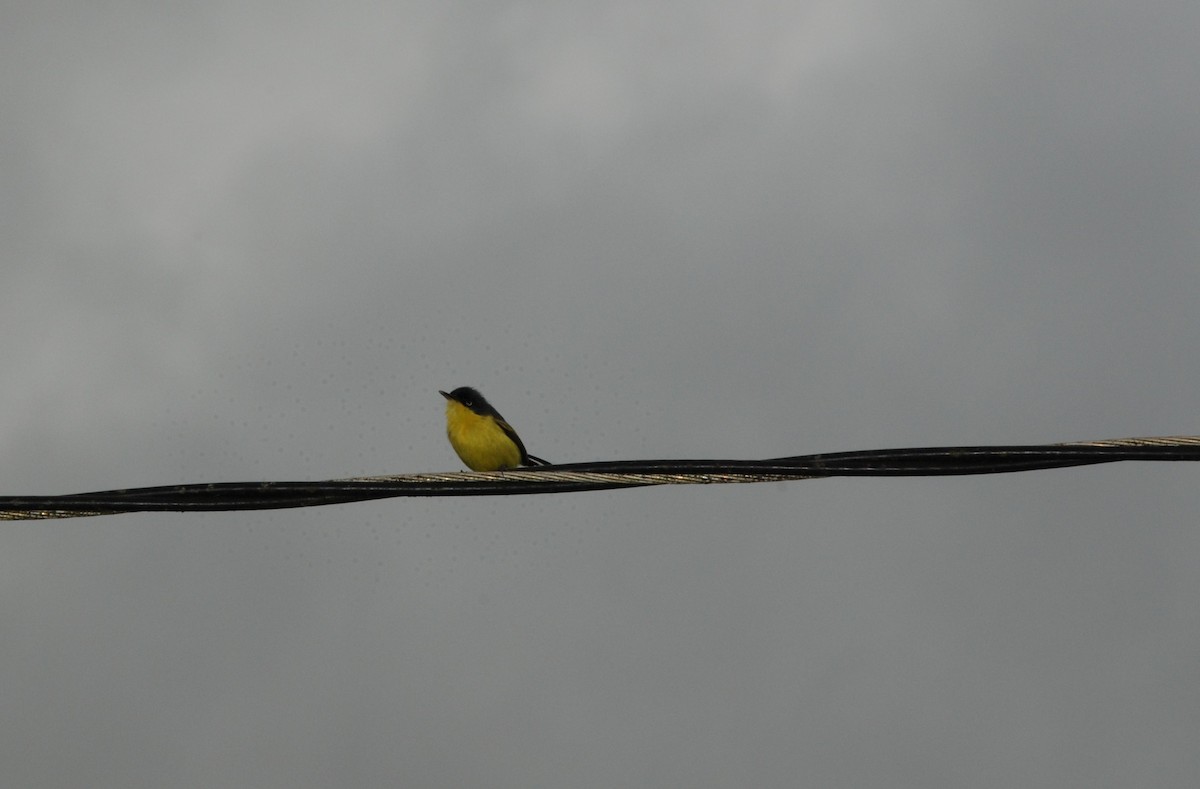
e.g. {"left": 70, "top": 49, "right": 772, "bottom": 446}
{"left": 462, "top": 396, "right": 474, "bottom": 407}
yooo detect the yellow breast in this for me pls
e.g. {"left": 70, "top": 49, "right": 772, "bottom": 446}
{"left": 444, "top": 400, "right": 523, "bottom": 471}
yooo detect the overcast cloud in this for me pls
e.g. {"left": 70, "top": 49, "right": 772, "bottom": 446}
{"left": 2, "top": 2, "right": 1198, "bottom": 787}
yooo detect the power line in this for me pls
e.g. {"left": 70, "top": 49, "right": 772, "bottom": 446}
{"left": 2, "top": 435, "right": 1197, "bottom": 520}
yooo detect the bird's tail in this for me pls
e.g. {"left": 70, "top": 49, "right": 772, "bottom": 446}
{"left": 524, "top": 455, "right": 551, "bottom": 466}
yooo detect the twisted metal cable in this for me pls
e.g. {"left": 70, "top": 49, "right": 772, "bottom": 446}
{"left": 2, "top": 435, "right": 1198, "bottom": 520}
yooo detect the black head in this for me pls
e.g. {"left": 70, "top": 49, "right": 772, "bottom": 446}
{"left": 439, "top": 386, "right": 490, "bottom": 415}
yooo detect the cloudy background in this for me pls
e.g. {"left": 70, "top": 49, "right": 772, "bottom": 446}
{"left": 3, "top": 2, "right": 1199, "bottom": 786}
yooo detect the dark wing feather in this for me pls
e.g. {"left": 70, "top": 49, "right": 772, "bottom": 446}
{"left": 494, "top": 417, "right": 548, "bottom": 466}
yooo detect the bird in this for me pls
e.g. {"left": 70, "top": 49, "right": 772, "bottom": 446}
{"left": 439, "top": 386, "right": 550, "bottom": 471}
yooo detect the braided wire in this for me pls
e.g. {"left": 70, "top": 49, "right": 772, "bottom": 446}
{"left": 2, "top": 435, "right": 1198, "bottom": 520}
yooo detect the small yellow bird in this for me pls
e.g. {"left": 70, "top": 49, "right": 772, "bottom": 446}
{"left": 439, "top": 387, "right": 550, "bottom": 471}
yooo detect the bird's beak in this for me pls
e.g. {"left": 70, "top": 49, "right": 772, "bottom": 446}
{"left": 439, "top": 390, "right": 452, "bottom": 400}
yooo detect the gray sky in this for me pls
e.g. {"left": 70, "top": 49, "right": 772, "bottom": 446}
{"left": 3, "top": 2, "right": 1199, "bottom": 787}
